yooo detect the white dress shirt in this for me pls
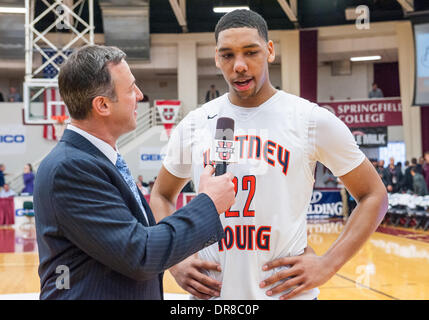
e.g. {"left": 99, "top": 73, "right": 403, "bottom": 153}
{"left": 67, "top": 124, "right": 118, "bottom": 165}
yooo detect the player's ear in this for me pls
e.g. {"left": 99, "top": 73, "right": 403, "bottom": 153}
{"left": 215, "top": 48, "right": 220, "bottom": 68}
{"left": 267, "top": 40, "right": 275, "bottom": 63}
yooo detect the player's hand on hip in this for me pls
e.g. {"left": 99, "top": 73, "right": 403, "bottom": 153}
{"left": 198, "top": 164, "right": 235, "bottom": 214}
{"left": 259, "top": 246, "right": 336, "bottom": 300}
{"left": 169, "top": 254, "right": 222, "bottom": 299}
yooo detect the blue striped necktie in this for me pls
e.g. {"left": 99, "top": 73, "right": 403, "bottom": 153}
{"left": 115, "top": 154, "right": 149, "bottom": 224}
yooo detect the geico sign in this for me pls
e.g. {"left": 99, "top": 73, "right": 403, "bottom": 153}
{"left": 0, "top": 135, "right": 25, "bottom": 143}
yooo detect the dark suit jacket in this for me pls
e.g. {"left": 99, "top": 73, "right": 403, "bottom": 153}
{"left": 34, "top": 129, "right": 224, "bottom": 300}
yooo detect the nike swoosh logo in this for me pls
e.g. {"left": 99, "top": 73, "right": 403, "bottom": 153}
{"left": 207, "top": 114, "right": 218, "bottom": 120}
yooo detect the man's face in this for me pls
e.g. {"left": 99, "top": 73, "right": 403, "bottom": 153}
{"left": 3, "top": 184, "right": 9, "bottom": 191}
{"left": 215, "top": 27, "right": 275, "bottom": 106}
{"left": 107, "top": 60, "right": 143, "bottom": 135}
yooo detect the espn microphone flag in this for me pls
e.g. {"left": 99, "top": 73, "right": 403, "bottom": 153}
{"left": 155, "top": 100, "right": 181, "bottom": 138}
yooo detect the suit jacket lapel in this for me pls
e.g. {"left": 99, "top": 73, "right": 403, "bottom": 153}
{"left": 61, "top": 129, "right": 153, "bottom": 227}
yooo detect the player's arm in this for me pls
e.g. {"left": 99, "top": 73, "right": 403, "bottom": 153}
{"left": 319, "top": 158, "right": 387, "bottom": 272}
{"left": 260, "top": 158, "right": 387, "bottom": 299}
{"left": 260, "top": 106, "right": 388, "bottom": 300}
{"left": 150, "top": 165, "right": 223, "bottom": 299}
{"left": 150, "top": 165, "right": 189, "bottom": 222}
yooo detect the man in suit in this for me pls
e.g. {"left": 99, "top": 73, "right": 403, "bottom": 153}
{"left": 33, "top": 45, "right": 235, "bottom": 300}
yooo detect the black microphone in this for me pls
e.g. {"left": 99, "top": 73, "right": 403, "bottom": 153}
{"left": 214, "top": 117, "right": 235, "bottom": 176}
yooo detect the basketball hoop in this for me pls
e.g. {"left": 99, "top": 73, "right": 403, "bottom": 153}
{"left": 51, "top": 115, "right": 69, "bottom": 140}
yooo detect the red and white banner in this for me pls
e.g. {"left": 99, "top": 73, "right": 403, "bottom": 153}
{"left": 318, "top": 98, "right": 403, "bottom": 128}
{"left": 155, "top": 100, "right": 181, "bottom": 137}
{"left": 43, "top": 88, "right": 67, "bottom": 141}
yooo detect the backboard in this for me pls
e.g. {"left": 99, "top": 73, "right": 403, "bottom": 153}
{"left": 23, "top": 79, "right": 70, "bottom": 125}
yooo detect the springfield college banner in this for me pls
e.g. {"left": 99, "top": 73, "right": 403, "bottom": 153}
{"left": 318, "top": 98, "right": 403, "bottom": 128}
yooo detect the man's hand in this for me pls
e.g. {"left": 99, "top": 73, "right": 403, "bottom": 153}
{"left": 170, "top": 255, "right": 222, "bottom": 299}
{"left": 259, "top": 247, "right": 336, "bottom": 300}
{"left": 198, "top": 165, "right": 235, "bottom": 214}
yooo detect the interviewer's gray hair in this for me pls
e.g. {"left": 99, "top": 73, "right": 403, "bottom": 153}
{"left": 58, "top": 45, "right": 126, "bottom": 120}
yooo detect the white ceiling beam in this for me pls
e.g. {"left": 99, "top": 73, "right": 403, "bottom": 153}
{"left": 169, "top": 0, "right": 187, "bottom": 32}
{"left": 179, "top": 0, "right": 186, "bottom": 20}
{"left": 290, "top": 0, "right": 297, "bottom": 17}
{"left": 277, "top": 0, "right": 298, "bottom": 22}
{"left": 396, "top": 0, "right": 414, "bottom": 12}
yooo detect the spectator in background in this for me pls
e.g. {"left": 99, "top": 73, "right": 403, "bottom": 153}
{"left": 136, "top": 180, "right": 149, "bottom": 195}
{"left": 396, "top": 162, "right": 403, "bottom": 175}
{"left": 0, "top": 91, "right": 4, "bottom": 102}
{"left": 377, "top": 159, "right": 393, "bottom": 192}
{"left": 0, "top": 164, "right": 5, "bottom": 188}
{"left": 322, "top": 169, "right": 338, "bottom": 188}
{"left": 403, "top": 158, "right": 417, "bottom": 192}
{"left": 137, "top": 175, "right": 149, "bottom": 188}
{"left": 148, "top": 177, "right": 157, "bottom": 193}
{"left": 0, "top": 183, "right": 16, "bottom": 198}
{"left": 387, "top": 157, "right": 403, "bottom": 193}
{"left": 22, "top": 163, "right": 35, "bottom": 195}
{"left": 411, "top": 166, "right": 428, "bottom": 196}
{"left": 423, "top": 151, "right": 429, "bottom": 189}
{"left": 368, "top": 82, "right": 384, "bottom": 99}
{"left": 402, "top": 160, "right": 409, "bottom": 175}
{"left": 7, "top": 86, "right": 22, "bottom": 102}
{"left": 205, "top": 84, "right": 220, "bottom": 102}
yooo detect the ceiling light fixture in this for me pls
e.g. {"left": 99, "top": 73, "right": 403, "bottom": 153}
{"left": 0, "top": 7, "right": 26, "bottom": 14}
{"left": 350, "top": 55, "right": 382, "bottom": 62}
{"left": 213, "top": 6, "right": 249, "bottom": 13}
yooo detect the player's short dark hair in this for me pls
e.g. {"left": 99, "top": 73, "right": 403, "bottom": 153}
{"left": 214, "top": 9, "right": 268, "bottom": 43}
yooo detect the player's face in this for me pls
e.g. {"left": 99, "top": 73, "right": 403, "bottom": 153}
{"left": 107, "top": 60, "right": 143, "bottom": 135}
{"left": 215, "top": 27, "right": 276, "bottom": 107}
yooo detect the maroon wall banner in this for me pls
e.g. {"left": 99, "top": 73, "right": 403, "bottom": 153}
{"left": 300, "top": 30, "right": 318, "bottom": 103}
{"left": 318, "top": 98, "right": 403, "bottom": 128}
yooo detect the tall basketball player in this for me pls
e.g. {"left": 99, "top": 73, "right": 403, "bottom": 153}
{"left": 150, "top": 9, "right": 388, "bottom": 300}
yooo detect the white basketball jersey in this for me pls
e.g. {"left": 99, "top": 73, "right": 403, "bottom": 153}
{"left": 163, "top": 90, "right": 365, "bottom": 300}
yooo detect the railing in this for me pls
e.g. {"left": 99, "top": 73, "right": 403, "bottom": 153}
{"left": 8, "top": 105, "right": 186, "bottom": 193}
{"left": 117, "top": 106, "right": 157, "bottom": 149}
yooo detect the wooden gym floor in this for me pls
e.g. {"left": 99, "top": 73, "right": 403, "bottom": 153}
{"left": 1, "top": 219, "right": 429, "bottom": 300}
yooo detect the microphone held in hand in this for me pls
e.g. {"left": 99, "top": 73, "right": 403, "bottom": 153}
{"left": 213, "top": 117, "right": 235, "bottom": 176}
